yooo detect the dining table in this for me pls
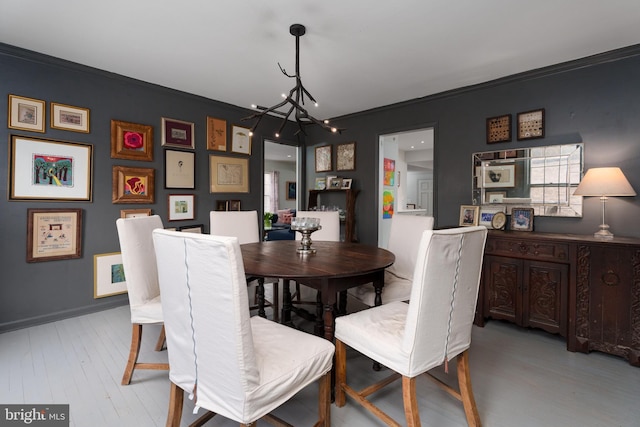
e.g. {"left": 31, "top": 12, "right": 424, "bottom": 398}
{"left": 241, "top": 240, "right": 395, "bottom": 342}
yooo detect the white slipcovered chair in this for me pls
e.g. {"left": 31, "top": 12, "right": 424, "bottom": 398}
{"left": 348, "top": 214, "right": 434, "bottom": 307}
{"left": 115, "top": 215, "right": 169, "bottom": 385}
{"left": 335, "top": 226, "right": 488, "bottom": 427}
{"left": 152, "top": 229, "right": 334, "bottom": 427}
{"left": 209, "top": 210, "right": 278, "bottom": 321}
{"left": 286, "top": 211, "right": 340, "bottom": 327}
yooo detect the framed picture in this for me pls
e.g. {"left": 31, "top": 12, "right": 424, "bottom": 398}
{"left": 168, "top": 194, "right": 195, "bottom": 221}
{"left": 164, "top": 149, "right": 195, "bottom": 189}
{"left": 286, "top": 181, "right": 296, "bottom": 200}
{"left": 517, "top": 109, "right": 545, "bottom": 140}
{"left": 459, "top": 205, "right": 479, "bottom": 227}
{"left": 315, "top": 177, "right": 326, "bottom": 190}
{"left": 336, "top": 141, "right": 356, "bottom": 171}
{"left": 329, "top": 177, "right": 343, "bottom": 189}
{"left": 50, "top": 102, "right": 90, "bottom": 133}
{"left": 216, "top": 200, "right": 229, "bottom": 211}
{"left": 209, "top": 155, "right": 249, "bottom": 193}
{"left": 511, "top": 207, "right": 534, "bottom": 231}
{"left": 94, "top": 252, "right": 127, "bottom": 298}
{"left": 342, "top": 178, "right": 353, "bottom": 189}
{"left": 406, "top": 203, "right": 417, "bottom": 209}
{"left": 231, "top": 125, "right": 252, "bottom": 155}
{"left": 8, "top": 94, "right": 45, "bottom": 133}
{"left": 207, "top": 116, "right": 227, "bottom": 151}
{"left": 486, "top": 114, "right": 512, "bottom": 143}
{"left": 9, "top": 135, "right": 93, "bottom": 201}
{"left": 161, "top": 117, "right": 195, "bottom": 149}
{"left": 482, "top": 164, "right": 515, "bottom": 188}
{"left": 479, "top": 206, "right": 506, "bottom": 228}
{"left": 112, "top": 166, "right": 155, "bottom": 204}
{"left": 229, "top": 200, "right": 241, "bottom": 211}
{"left": 179, "top": 224, "right": 204, "bottom": 233}
{"left": 27, "top": 208, "right": 82, "bottom": 262}
{"left": 120, "top": 208, "right": 151, "bottom": 218}
{"left": 486, "top": 191, "right": 507, "bottom": 203}
{"left": 315, "top": 145, "right": 332, "bottom": 172}
{"left": 111, "top": 120, "right": 153, "bottom": 161}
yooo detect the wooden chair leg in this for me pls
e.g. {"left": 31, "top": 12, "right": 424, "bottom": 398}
{"left": 457, "top": 351, "right": 482, "bottom": 427}
{"left": 402, "top": 376, "right": 421, "bottom": 427}
{"left": 155, "top": 325, "right": 166, "bottom": 351}
{"left": 166, "top": 381, "right": 184, "bottom": 427}
{"left": 272, "top": 281, "right": 280, "bottom": 323}
{"left": 318, "top": 371, "right": 331, "bottom": 427}
{"left": 335, "top": 339, "right": 347, "bottom": 407}
{"left": 122, "top": 323, "right": 143, "bottom": 385}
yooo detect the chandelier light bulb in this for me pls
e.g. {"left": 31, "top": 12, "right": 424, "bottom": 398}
{"left": 251, "top": 104, "right": 257, "bottom": 109}
{"left": 324, "top": 119, "right": 329, "bottom": 124}
{"left": 314, "top": 102, "right": 319, "bottom": 107}
{"left": 281, "top": 93, "right": 286, "bottom": 98}
{"left": 331, "top": 127, "right": 337, "bottom": 133}
{"left": 275, "top": 132, "right": 280, "bottom": 138}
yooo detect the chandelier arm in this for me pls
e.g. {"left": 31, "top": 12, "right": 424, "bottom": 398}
{"left": 245, "top": 23, "right": 345, "bottom": 137}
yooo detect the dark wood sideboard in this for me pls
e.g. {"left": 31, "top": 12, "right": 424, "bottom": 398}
{"left": 475, "top": 230, "right": 640, "bottom": 366}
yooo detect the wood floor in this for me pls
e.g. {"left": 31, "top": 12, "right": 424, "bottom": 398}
{"left": 1, "top": 304, "right": 638, "bottom": 427}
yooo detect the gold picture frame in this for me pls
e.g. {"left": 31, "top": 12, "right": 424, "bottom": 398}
{"left": 8, "top": 94, "right": 45, "bottom": 133}
{"left": 120, "top": 208, "right": 152, "bottom": 218}
{"left": 112, "top": 166, "right": 155, "bottom": 204}
{"left": 209, "top": 155, "right": 249, "bottom": 193}
{"left": 110, "top": 119, "right": 154, "bottom": 161}
{"left": 27, "top": 208, "right": 83, "bottom": 262}
{"left": 336, "top": 141, "right": 356, "bottom": 171}
{"left": 9, "top": 135, "right": 93, "bottom": 201}
{"left": 207, "top": 116, "right": 227, "bottom": 151}
{"left": 50, "top": 102, "right": 90, "bottom": 133}
{"left": 94, "top": 252, "right": 127, "bottom": 298}
{"left": 315, "top": 145, "right": 332, "bottom": 172}
{"left": 459, "top": 205, "right": 479, "bottom": 226}
{"left": 230, "top": 125, "right": 252, "bottom": 155}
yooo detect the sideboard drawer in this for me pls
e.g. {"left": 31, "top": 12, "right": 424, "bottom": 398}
{"left": 485, "top": 237, "right": 569, "bottom": 263}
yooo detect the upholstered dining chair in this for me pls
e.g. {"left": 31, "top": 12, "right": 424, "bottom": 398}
{"left": 152, "top": 229, "right": 334, "bottom": 427}
{"left": 348, "top": 214, "right": 434, "bottom": 307}
{"left": 335, "top": 226, "right": 488, "bottom": 427}
{"left": 287, "top": 210, "right": 340, "bottom": 324}
{"left": 209, "top": 210, "right": 279, "bottom": 321}
{"left": 115, "top": 215, "right": 169, "bottom": 385}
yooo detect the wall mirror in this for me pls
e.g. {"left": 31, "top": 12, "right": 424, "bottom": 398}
{"left": 472, "top": 143, "right": 583, "bottom": 217}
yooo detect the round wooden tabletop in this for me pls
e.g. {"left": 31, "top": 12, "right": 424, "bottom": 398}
{"left": 241, "top": 240, "right": 395, "bottom": 280}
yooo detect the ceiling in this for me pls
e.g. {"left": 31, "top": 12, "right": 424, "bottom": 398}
{"left": 3, "top": 1, "right": 640, "bottom": 124}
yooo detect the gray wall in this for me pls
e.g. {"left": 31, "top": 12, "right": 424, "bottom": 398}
{"left": 0, "top": 44, "right": 295, "bottom": 332}
{"left": 306, "top": 46, "right": 640, "bottom": 246}
{"left": 2, "top": 43, "right": 640, "bottom": 331}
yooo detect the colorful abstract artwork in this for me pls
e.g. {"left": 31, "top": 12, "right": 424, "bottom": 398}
{"left": 32, "top": 154, "right": 73, "bottom": 187}
{"left": 384, "top": 158, "right": 395, "bottom": 186}
{"left": 124, "top": 175, "right": 147, "bottom": 195}
{"left": 383, "top": 189, "right": 394, "bottom": 219}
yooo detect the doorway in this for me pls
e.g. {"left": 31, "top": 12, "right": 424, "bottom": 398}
{"left": 378, "top": 128, "right": 434, "bottom": 247}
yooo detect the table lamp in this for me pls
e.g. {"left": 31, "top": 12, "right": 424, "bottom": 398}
{"left": 573, "top": 167, "right": 636, "bottom": 239}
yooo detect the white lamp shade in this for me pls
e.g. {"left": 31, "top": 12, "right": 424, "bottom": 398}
{"left": 574, "top": 167, "right": 636, "bottom": 197}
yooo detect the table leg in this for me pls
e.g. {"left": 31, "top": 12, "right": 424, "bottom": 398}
{"left": 373, "top": 279, "right": 383, "bottom": 371}
{"left": 257, "top": 278, "right": 266, "bottom": 318}
{"left": 281, "top": 279, "right": 293, "bottom": 327}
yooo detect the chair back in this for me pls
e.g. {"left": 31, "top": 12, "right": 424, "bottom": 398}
{"left": 116, "top": 215, "right": 164, "bottom": 321}
{"left": 295, "top": 210, "right": 340, "bottom": 242}
{"left": 152, "top": 229, "right": 259, "bottom": 419}
{"left": 386, "top": 215, "right": 434, "bottom": 281}
{"left": 209, "top": 210, "right": 260, "bottom": 244}
{"left": 402, "top": 226, "right": 487, "bottom": 375}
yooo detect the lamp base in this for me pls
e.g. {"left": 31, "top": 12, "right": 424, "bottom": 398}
{"left": 594, "top": 224, "right": 614, "bottom": 240}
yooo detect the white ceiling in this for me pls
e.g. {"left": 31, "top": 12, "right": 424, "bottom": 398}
{"left": 2, "top": 1, "right": 640, "bottom": 123}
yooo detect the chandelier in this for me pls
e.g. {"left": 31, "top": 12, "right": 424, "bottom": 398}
{"left": 243, "top": 24, "right": 344, "bottom": 137}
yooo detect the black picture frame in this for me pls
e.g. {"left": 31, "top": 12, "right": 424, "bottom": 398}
{"left": 286, "top": 181, "right": 296, "bottom": 200}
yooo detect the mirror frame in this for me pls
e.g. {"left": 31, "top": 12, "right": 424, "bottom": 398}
{"left": 472, "top": 143, "right": 584, "bottom": 217}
